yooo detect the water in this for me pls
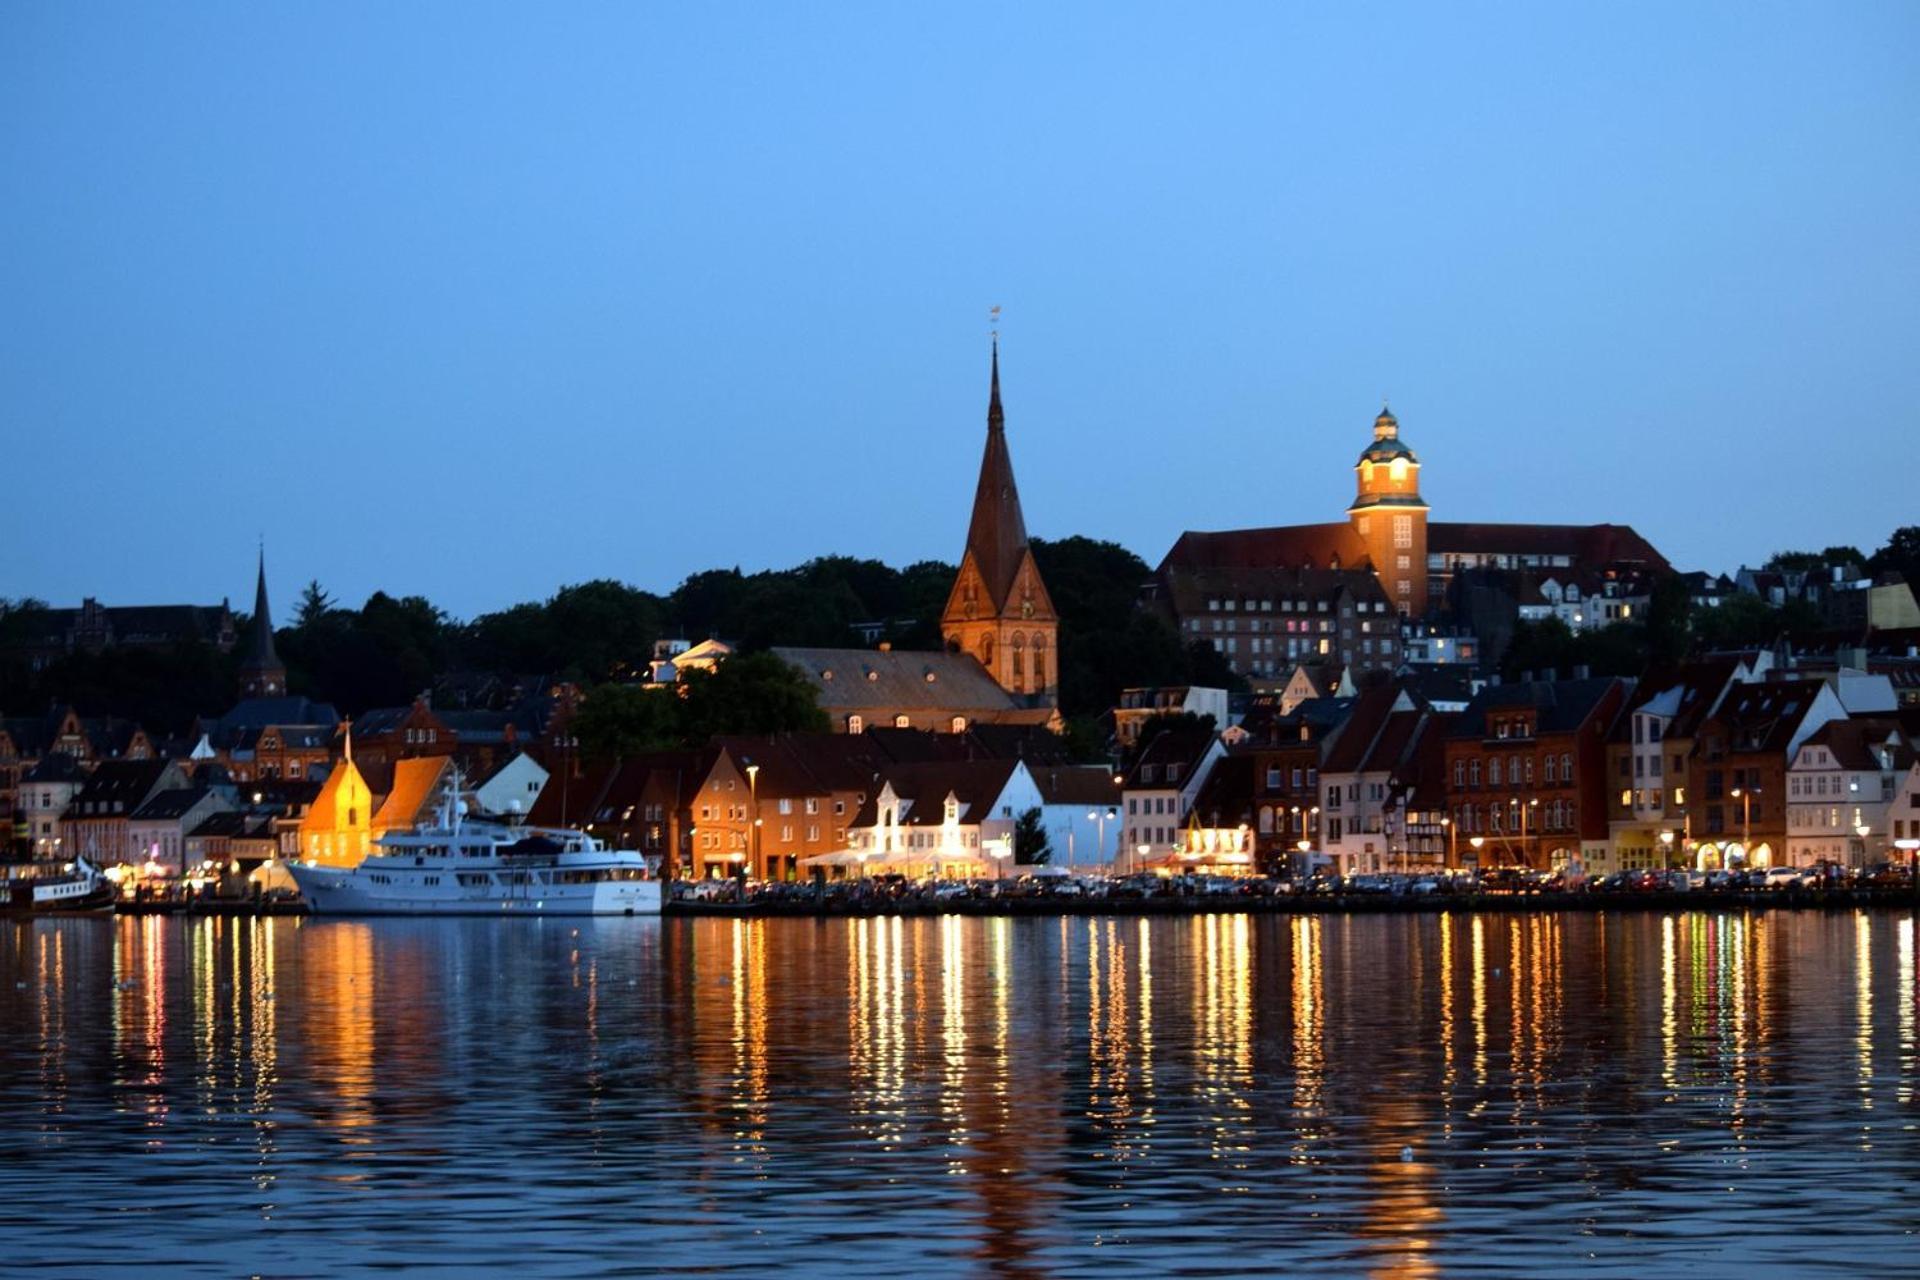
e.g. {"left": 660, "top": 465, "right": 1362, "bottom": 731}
{"left": 3, "top": 911, "right": 1917, "bottom": 1277}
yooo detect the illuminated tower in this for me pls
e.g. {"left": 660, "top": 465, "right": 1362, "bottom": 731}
{"left": 238, "top": 548, "right": 287, "bottom": 698}
{"left": 1347, "top": 406, "right": 1429, "bottom": 616}
{"left": 941, "top": 342, "right": 1058, "bottom": 705}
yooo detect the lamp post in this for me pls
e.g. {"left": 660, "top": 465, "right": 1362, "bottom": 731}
{"left": 1089, "top": 807, "right": 1114, "bottom": 870}
{"left": 744, "top": 762, "right": 760, "bottom": 882}
{"left": 1731, "top": 786, "right": 1758, "bottom": 865}
{"left": 1658, "top": 828, "right": 1676, "bottom": 871}
{"left": 1855, "top": 823, "right": 1872, "bottom": 871}
{"left": 1442, "top": 815, "right": 1455, "bottom": 869}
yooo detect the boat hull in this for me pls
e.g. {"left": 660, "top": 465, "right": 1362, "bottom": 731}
{"left": 287, "top": 863, "right": 662, "bottom": 916}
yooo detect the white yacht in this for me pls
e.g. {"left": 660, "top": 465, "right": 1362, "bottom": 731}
{"left": 287, "top": 799, "right": 662, "bottom": 917}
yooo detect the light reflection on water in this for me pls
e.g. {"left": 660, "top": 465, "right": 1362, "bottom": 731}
{"left": 4, "top": 910, "right": 1919, "bottom": 1276}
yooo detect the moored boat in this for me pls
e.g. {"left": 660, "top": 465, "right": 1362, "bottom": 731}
{"left": 2, "top": 856, "right": 113, "bottom": 914}
{"left": 286, "top": 796, "right": 661, "bottom": 917}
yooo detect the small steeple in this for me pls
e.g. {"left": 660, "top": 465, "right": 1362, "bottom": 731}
{"left": 239, "top": 547, "right": 287, "bottom": 698}
{"left": 1374, "top": 404, "right": 1399, "bottom": 441}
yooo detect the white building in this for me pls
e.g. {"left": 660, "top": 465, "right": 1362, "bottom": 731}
{"left": 1786, "top": 719, "right": 1914, "bottom": 867}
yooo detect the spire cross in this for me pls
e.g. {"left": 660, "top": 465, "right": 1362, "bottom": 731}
{"left": 989, "top": 304, "right": 1001, "bottom": 341}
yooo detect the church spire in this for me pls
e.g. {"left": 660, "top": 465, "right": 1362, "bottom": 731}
{"left": 988, "top": 337, "right": 1003, "bottom": 432}
{"left": 964, "top": 339, "right": 1030, "bottom": 611}
{"left": 239, "top": 547, "right": 287, "bottom": 698}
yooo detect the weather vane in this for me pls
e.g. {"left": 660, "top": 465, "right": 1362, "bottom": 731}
{"left": 989, "top": 304, "right": 1001, "bottom": 341}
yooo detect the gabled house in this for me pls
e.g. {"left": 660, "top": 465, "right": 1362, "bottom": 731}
{"left": 1121, "top": 728, "right": 1227, "bottom": 873}
{"left": 62, "top": 759, "right": 188, "bottom": 865}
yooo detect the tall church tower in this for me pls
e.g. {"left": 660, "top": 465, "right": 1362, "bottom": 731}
{"left": 1347, "top": 406, "right": 1430, "bottom": 616}
{"left": 941, "top": 342, "right": 1058, "bottom": 704}
{"left": 238, "top": 549, "right": 288, "bottom": 699}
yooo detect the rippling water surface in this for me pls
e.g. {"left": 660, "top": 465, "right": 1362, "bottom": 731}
{"left": 3, "top": 911, "right": 1918, "bottom": 1276}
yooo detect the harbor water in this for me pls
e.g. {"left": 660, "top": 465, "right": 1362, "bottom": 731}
{"left": 3, "top": 910, "right": 1917, "bottom": 1275}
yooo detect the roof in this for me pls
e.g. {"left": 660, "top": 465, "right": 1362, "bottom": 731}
{"left": 1159, "top": 522, "right": 1369, "bottom": 574}
{"left": 1157, "top": 520, "right": 1671, "bottom": 577}
{"left": 854, "top": 758, "right": 1021, "bottom": 828}
{"left": 371, "top": 756, "right": 451, "bottom": 830}
{"left": 210, "top": 696, "right": 341, "bottom": 735}
{"left": 960, "top": 342, "right": 1037, "bottom": 613}
{"left": 1029, "top": 764, "right": 1124, "bottom": 807}
{"left": 129, "top": 786, "right": 213, "bottom": 822}
{"left": 1798, "top": 718, "right": 1912, "bottom": 772}
{"left": 770, "top": 647, "right": 1030, "bottom": 715}
{"left": 1427, "top": 522, "right": 1670, "bottom": 571}
{"left": 71, "top": 759, "right": 174, "bottom": 807}
{"left": 1321, "top": 687, "right": 1407, "bottom": 774}
{"left": 1124, "top": 727, "right": 1219, "bottom": 788}
{"left": 1702, "top": 678, "right": 1832, "bottom": 755}
{"left": 21, "top": 752, "right": 87, "bottom": 784}
{"left": 1450, "top": 677, "right": 1628, "bottom": 739}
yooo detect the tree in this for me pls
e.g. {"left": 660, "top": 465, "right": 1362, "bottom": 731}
{"left": 1126, "top": 711, "right": 1216, "bottom": 766}
{"left": 572, "top": 684, "right": 684, "bottom": 760}
{"left": 1013, "top": 806, "right": 1051, "bottom": 865}
{"left": 679, "top": 651, "right": 829, "bottom": 740}
{"left": 1870, "top": 526, "right": 1920, "bottom": 585}
{"left": 295, "top": 581, "right": 336, "bottom": 628}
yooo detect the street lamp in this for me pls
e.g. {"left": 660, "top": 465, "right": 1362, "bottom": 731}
{"left": 1658, "top": 829, "right": 1676, "bottom": 871}
{"left": 744, "top": 762, "right": 760, "bottom": 882}
{"left": 1089, "top": 807, "right": 1114, "bottom": 869}
{"left": 1441, "top": 815, "right": 1455, "bottom": 869}
{"left": 1731, "top": 786, "right": 1759, "bottom": 864}
{"left": 1855, "top": 823, "right": 1872, "bottom": 870}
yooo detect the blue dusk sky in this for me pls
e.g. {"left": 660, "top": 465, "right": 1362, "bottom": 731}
{"left": 3, "top": 3, "right": 1915, "bottom": 619}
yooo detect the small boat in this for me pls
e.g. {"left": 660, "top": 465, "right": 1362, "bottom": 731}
{"left": 2, "top": 856, "right": 114, "bottom": 913}
{"left": 286, "top": 795, "right": 662, "bottom": 917}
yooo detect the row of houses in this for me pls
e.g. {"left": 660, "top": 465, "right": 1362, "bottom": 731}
{"left": 518, "top": 725, "right": 1122, "bottom": 881}
{"left": 1115, "top": 653, "right": 1920, "bottom": 877}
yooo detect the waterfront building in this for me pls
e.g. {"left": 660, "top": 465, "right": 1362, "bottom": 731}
{"left": 1319, "top": 689, "right": 1454, "bottom": 874}
{"left": 1443, "top": 676, "right": 1632, "bottom": 872}
{"left": 299, "top": 753, "right": 376, "bottom": 867}
{"left": 127, "top": 785, "right": 230, "bottom": 875}
{"left": 1120, "top": 727, "right": 1227, "bottom": 872}
{"left": 1680, "top": 677, "right": 1844, "bottom": 870}
{"left": 16, "top": 753, "right": 86, "bottom": 858}
{"left": 1785, "top": 718, "right": 1913, "bottom": 867}
{"left": 1603, "top": 655, "right": 1757, "bottom": 871}
{"left": 1240, "top": 696, "right": 1349, "bottom": 871}
{"left": 60, "top": 759, "right": 188, "bottom": 865}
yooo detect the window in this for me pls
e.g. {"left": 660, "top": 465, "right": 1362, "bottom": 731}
{"left": 1393, "top": 515, "right": 1413, "bottom": 549}
{"left": 847, "top": 715, "right": 863, "bottom": 734}
{"left": 894, "top": 714, "right": 910, "bottom": 728}
{"left": 1490, "top": 759, "right": 1503, "bottom": 786}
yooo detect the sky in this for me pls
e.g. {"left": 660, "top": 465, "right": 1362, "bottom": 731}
{"left": 3, "top": 2, "right": 1915, "bottom": 621}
